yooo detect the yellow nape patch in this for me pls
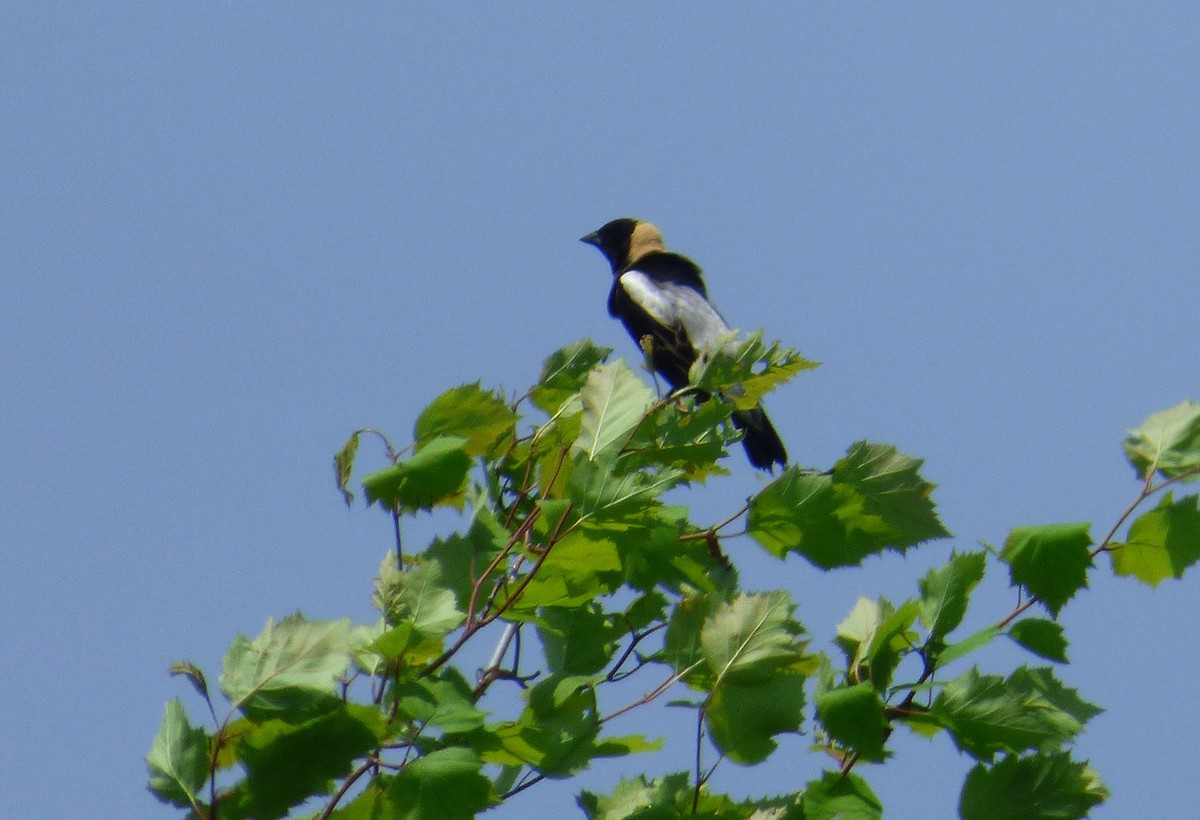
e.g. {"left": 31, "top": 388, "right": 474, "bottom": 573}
{"left": 628, "top": 221, "right": 666, "bottom": 263}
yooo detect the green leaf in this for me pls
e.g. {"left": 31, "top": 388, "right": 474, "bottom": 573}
{"left": 531, "top": 339, "right": 612, "bottom": 414}
{"left": 1008, "top": 619, "right": 1069, "bottom": 663}
{"left": 168, "top": 660, "right": 210, "bottom": 704}
{"left": 392, "top": 668, "right": 486, "bottom": 734}
{"left": 504, "top": 526, "right": 623, "bottom": 612}
{"left": 707, "top": 673, "right": 806, "bottom": 764}
{"left": 815, "top": 681, "right": 889, "bottom": 761}
{"left": 960, "top": 752, "right": 1108, "bottom": 820}
{"left": 575, "top": 360, "right": 656, "bottom": 460}
{"left": 578, "top": 772, "right": 692, "bottom": 819}
{"left": 1001, "top": 524, "right": 1093, "bottom": 616}
{"left": 219, "top": 614, "right": 355, "bottom": 720}
{"left": 362, "top": 435, "right": 471, "bottom": 513}
{"left": 617, "top": 508, "right": 737, "bottom": 597}
{"left": 538, "top": 602, "right": 623, "bottom": 675}
{"left": 333, "top": 431, "right": 361, "bottom": 506}
{"left": 701, "top": 591, "right": 807, "bottom": 685}
{"left": 834, "top": 597, "right": 919, "bottom": 691}
{"left": 146, "top": 699, "right": 209, "bottom": 810}
{"left": 1110, "top": 492, "right": 1200, "bottom": 586}
{"left": 229, "top": 704, "right": 389, "bottom": 819}
{"left": 938, "top": 625, "right": 1000, "bottom": 667}
{"left": 414, "top": 382, "right": 517, "bottom": 458}
{"left": 567, "top": 451, "right": 685, "bottom": 521}
{"left": 423, "top": 509, "right": 508, "bottom": 612}
{"left": 480, "top": 674, "right": 658, "bottom": 777}
{"left": 747, "top": 443, "right": 948, "bottom": 569}
{"left": 619, "top": 398, "right": 734, "bottom": 478}
{"left": 1123, "top": 400, "right": 1200, "bottom": 482}
{"left": 802, "top": 770, "right": 883, "bottom": 820}
{"left": 931, "top": 667, "right": 1101, "bottom": 761}
{"left": 919, "top": 551, "right": 987, "bottom": 642}
{"left": 374, "top": 554, "right": 465, "bottom": 637}
{"left": 662, "top": 593, "right": 726, "bottom": 689}
{"left": 689, "top": 332, "right": 819, "bottom": 410}
{"left": 387, "top": 747, "right": 498, "bottom": 819}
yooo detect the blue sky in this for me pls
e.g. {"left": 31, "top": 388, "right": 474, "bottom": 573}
{"left": 4, "top": 5, "right": 1198, "bottom": 817}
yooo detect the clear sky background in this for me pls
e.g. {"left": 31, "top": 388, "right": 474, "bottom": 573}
{"left": 4, "top": 5, "right": 1198, "bottom": 818}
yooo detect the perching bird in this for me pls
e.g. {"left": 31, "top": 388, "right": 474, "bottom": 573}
{"left": 581, "top": 217, "right": 787, "bottom": 470}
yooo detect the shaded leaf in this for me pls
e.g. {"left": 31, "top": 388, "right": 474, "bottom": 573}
{"left": 363, "top": 435, "right": 471, "bottom": 513}
{"left": 229, "top": 705, "right": 388, "bottom": 819}
{"left": 931, "top": 667, "right": 1101, "bottom": 761}
{"left": 689, "top": 332, "right": 818, "bottom": 410}
{"left": 1007, "top": 619, "right": 1069, "bottom": 664}
{"left": 919, "top": 551, "right": 987, "bottom": 642}
{"left": 815, "top": 682, "right": 889, "bottom": 761}
{"left": 1001, "top": 524, "right": 1092, "bottom": 617}
{"left": 538, "top": 602, "right": 623, "bottom": 675}
{"left": 802, "top": 770, "right": 883, "bottom": 820}
{"left": 707, "top": 673, "right": 806, "bottom": 764}
{"left": 960, "top": 752, "right": 1108, "bottom": 820}
{"left": 414, "top": 382, "right": 516, "bottom": 458}
{"left": 387, "top": 747, "right": 498, "bottom": 819}
{"left": 747, "top": 443, "right": 948, "bottom": 569}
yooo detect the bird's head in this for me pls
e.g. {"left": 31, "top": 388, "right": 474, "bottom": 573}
{"left": 581, "top": 218, "right": 666, "bottom": 272}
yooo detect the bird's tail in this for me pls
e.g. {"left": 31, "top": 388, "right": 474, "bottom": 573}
{"left": 732, "top": 407, "right": 787, "bottom": 471}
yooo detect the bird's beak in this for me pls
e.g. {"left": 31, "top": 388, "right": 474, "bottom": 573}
{"left": 580, "top": 231, "right": 600, "bottom": 247}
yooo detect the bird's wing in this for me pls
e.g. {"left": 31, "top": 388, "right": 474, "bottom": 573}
{"left": 618, "top": 269, "right": 732, "bottom": 356}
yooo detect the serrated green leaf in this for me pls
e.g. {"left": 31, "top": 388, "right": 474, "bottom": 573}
{"left": 414, "top": 382, "right": 517, "bottom": 458}
{"left": 931, "top": 666, "right": 1101, "bottom": 761}
{"left": 387, "top": 747, "right": 498, "bottom": 819}
{"left": 689, "top": 332, "right": 819, "bottom": 410}
{"left": 834, "top": 596, "right": 918, "bottom": 691}
{"left": 707, "top": 673, "right": 806, "bottom": 764}
{"left": 146, "top": 699, "right": 209, "bottom": 810}
{"left": 567, "top": 451, "right": 685, "bottom": 521}
{"left": 802, "top": 770, "right": 883, "bottom": 820}
{"left": 1001, "top": 524, "right": 1093, "bottom": 616}
{"left": 575, "top": 360, "right": 656, "bottom": 460}
{"left": 747, "top": 443, "right": 948, "bottom": 569}
{"left": 531, "top": 339, "right": 613, "bottom": 414}
{"left": 619, "top": 398, "right": 734, "bottom": 478}
{"left": 1123, "top": 400, "right": 1200, "bottom": 482}
{"left": 919, "top": 551, "right": 987, "bottom": 642}
{"left": 701, "top": 591, "right": 806, "bottom": 685}
{"left": 362, "top": 435, "right": 471, "bottom": 513}
{"left": 815, "top": 681, "right": 889, "bottom": 760}
{"left": 960, "top": 752, "right": 1108, "bottom": 820}
{"left": 219, "top": 614, "right": 354, "bottom": 720}
{"left": 1007, "top": 619, "right": 1069, "bottom": 663}
{"left": 1110, "top": 492, "right": 1200, "bottom": 586}
{"left": 229, "top": 704, "right": 389, "bottom": 819}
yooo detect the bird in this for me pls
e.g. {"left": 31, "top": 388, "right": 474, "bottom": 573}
{"left": 581, "top": 217, "right": 787, "bottom": 470}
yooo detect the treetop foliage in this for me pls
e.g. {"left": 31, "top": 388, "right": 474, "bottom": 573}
{"left": 148, "top": 338, "right": 1200, "bottom": 819}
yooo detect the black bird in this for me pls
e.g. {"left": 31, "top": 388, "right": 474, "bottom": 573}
{"left": 581, "top": 217, "right": 788, "bottom": 470}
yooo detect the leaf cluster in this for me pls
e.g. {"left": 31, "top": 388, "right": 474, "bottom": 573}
{"left": 147, "top": 340, "right": 1200, "bottom": 819}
